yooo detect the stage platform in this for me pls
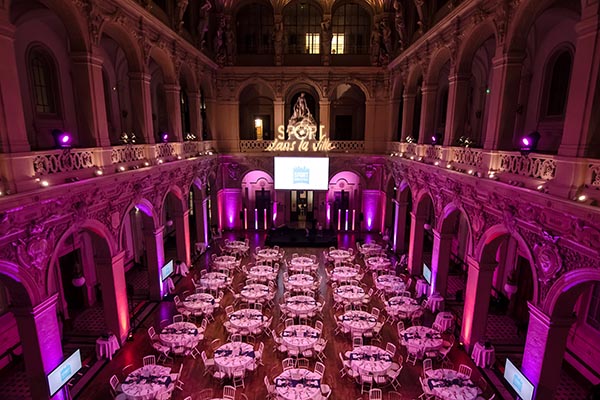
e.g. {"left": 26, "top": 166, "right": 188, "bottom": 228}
{"left": 265, "top": 226, "right": 337, "bottom": 248}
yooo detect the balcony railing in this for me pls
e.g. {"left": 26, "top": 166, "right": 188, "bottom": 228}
{"left": 497, "top": 152, "right": 556, "bottom": 180}
{"left": 33, "top": 148, "right": 95, "bottom": 176}
{"left": 238, "top": 140, "right": 365, "bottom": 153}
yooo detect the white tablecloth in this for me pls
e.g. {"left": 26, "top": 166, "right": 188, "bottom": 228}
{"left": 285, "top": 295, "right": 320, "bottom": 317}
{"left": 275, "top": 368, "right": 322, "bottom": 400}
{"left": 248, "top": 265, "right": 278, "bottom": 281}
{"left": 375, "top": 275, "right": 406, "bottom": 294}
{"left": 385, "top": 296, "right": 421, "bottom": 318}
{"left": 428, "top": 293, "right": 444, "bottom": 312}
{"left": 433, "top": 312, "right": 454, "bottom": 332}
{"left": 330, "top": 266, "right": 359, "bottom": 282}
{"left": 400, "top": 326, "right": 443, "bottom": 354}
{"left": 416, "top": 279, "right": 429, "bottom": 297}
{"left": 281, "top": 325, "right": 320, "bottom": 352}
{"left": 224, "top": 241, "right": 249, "bottom": 255}
{"left": 285, "top": 273, "right": 315, "bottom": 290}
{"left": 424, "top": 369, "right": 480, "bottom": 400}
{"left": 360, "top": 243, "right": 382, "bottom": 256}
{"left": 240, "top": 283, "right": 271, "bottom": 302}
{"left": 366, "top": 256, "right": 392, "bottom": 270}
{"left": 228, "top": 309, "right": 265, "bottom": 332}
{"left": 329, "top": 249, "right": 352, "bottom": 265}
{"left": 163, "top": 277, "right": 175, "bottom": 294}
{"left": 175, "top": 261, "right": 189, "bottom": 276}
{"left": 96, "top": 334, "right": 120, "bottom": 360}
{"left": 289, "top": 257, "right": 317, "bottom": 272}
{"left": 348, "top": 345, "right": 393, "bottom": 376}
{"left": 200, "top": 272, "right": 230, "bottom": 290}
{"left": 334, "top": 285, "right": 366, "bottom": 303}
{"left": 213, "top": 255, "right": 237, "bottom": 270}
{"left": 121, "top": 365, "right": 172, "bottom": 400}
{"left": 160, "top": 321, "right": 201, "bottom": 350}
{"left": 471, "top": 342, "right": 495, "bottom": 368}
{"left": 213, "top": 342, "right": 255, "bottom": 376}
{"left": 256, "top": 248, "right": 281, "bottom": 261}
{"left": 183, "top": 292, "right": 215, "bottom": 313}
{"left": 339, "top": 310, "right": 377, "bottom": 335}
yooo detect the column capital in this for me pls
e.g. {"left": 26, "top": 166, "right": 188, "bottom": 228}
{"left": 465, "top": 256, "right": 496, "bottom": 272}
{"left": 70, "top": 51, "right": 103, "bottom": 66}
{"left": 491, "top": 52, "right": 526, "bottom": 67}
{"left": 432, "top": 229, "right": 453, "bottom": 241}
{"left": 421, "top": 84, "right": 438, "bottom": 94}
{"left": 448, "top": 72, "right": 471, "bottom": 83}
{"left": 128, "top": 71, "right": 151, "bottom": 82}
{"left": 12, "top": 293, "right": 59, "bottom": 319}
{"left": 528, "top": 302, "right": 576, "bottom": 329}
{"left": 163, "top": 83, "right": 181, "bottom": 93}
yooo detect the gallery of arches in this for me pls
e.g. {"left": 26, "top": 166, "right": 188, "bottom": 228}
{"left": 0, "top": 0, "right": 599, "bottom": 399}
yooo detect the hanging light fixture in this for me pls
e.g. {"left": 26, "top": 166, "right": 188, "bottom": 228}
{"left": 71, "top": 237, "right": 86, "bottom": 287}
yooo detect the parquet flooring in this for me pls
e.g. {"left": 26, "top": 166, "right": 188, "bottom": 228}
{"left": 75, "top": 232, "right": 497, "bottom": 400}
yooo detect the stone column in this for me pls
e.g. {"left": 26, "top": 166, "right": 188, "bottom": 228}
{"left": 522, "top": 304, "right": 576, "bottom": 399}
{"left": 13, "top": 294, "right": 66, "bottom": 400}
{"left": 460, "top": 257, "right": 496, "bottom": 351}
{"left": 393, "top": 201, "right": 409, "bottom": 253}
{"left": 173, "top": 209, "right": 191, "bottom": 266}
{"left": 0, "top": 15, "right": 29, "bottom": 152}
{"left": 444, "top": 71, "right": 470, "bottom": 146}
{"left": 188, "top": 91, "right": 202, "bottom": 139}
{"left": 163, "top": 84, "right": 183, "bottom": 142}
{"left": 274, "top": 99, "right": 285, "bottom": 138}
{"left": 401, "top": 93, "right": 416, "bottom": 141}
{"left": 482, "top": 52, "right": 525, "bottom": 150}
{"left": 129, "top": 72, "right": 154, "bottom": 143}
{"left": 144, "top": 226, "right": 165, "bottom": 301}
{"left": 319, "top": 100, "right": 330, "bottom": 140}
{"left": 97, "top": 251, "right": 130, "bottom": 342}
{"left": 407, "top": 213, "right": 426, "bottom": 276}
{"left": 71, "top": 51, "right": 110, "bottom": 147}
{"left": 430, "top": 229, "right": 453, "bottom": 297}
{"left": 193, "top": 194, "right": 208, "bottom": 246}
{"left": 419, "top": 84, "right": 438, "bottom": 143}
{"left": 559, "top": 12, "right": 600, "bottom": 157}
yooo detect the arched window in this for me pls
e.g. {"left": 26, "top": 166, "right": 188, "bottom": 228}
{"left": 331, "top": 3, "right": 370, "bottom": 55}
{"left": 283, "top": 2, "right": 321, "bottom": 54}
{"left": 237, "top": 3, "right": 274, "bottom": 54}
{"left": 28, "top": 46, "right": 60, "bottom": 116}
{"left": 545, "top": 50, "right": 572, "bottom": 117}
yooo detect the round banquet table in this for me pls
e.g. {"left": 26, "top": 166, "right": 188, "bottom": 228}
{"left": 120, "top": 364, "right": 172, "bottom": 400}
{"left": 285, "top": 295, "right": 320, "bottom": 317}
{"left": 248, "top": 265, "right": 278, "bottom": 281}
{"left": 424, "top": 368, "right": 480, "bottom": 400}
{"left": 400, "top": 326, "right": 443, "bottom": 354}
{"left": 228, "top": 308, "right": 265, "bottom": 333}
{"left": 366, "top": 256, "right": 392, "bottom": 271}
{"left": 224, "top": 241, "right": 249, "bottom": 255}
{"left": 471, "top": 342, "right": 495, "bottom": 368}
{"left": 385, "top": 296, "right": 421, "bottom": 318}
{"left": 200, "top": 272, "right": 230, "bottom": 290}
{"left": 330, "top": 266, "right": 359, "bottom": 282}
{"left": 329, "top": 249, "right": 352, "bottom": 266}
{"left": 334, "top": 285, "right": 366, "bottom": 304}
{"left": 256, "top": 248, "right": 281, "bottom": 262}
{"left": 240, "top": 283, "right": 271, "bottom": 302}
{"left": 275, "top": 368, "right": 322, "bottom": 400}
{"left": 213, "top": 341, "right": 255, "bottom": 376}
{"left": 285, "top": 273, "right": 315, "bottom": 290}
{"left": 433, "top": 312, "right": 454, "bottom": 333}
{"left": 281, "top": 324, "right": 320, "bottom": 352}
{"left": 338, "top": 310, "right": 377, "bottom": 336}
{"left": 427, "top": 293, "right": 445, "bottom": 312}
{"left": 96, "top": 334, "right": 120, "bottom": 360}
{"left": 213, "top": 255, "right": 237, "bottom": 270}
{"left": 375, "top": 274, "right": 406, "bottom": 294}
{"left": 183, "top": 292, "right": 215, "bottom": 313}
{"left": 360, "top": 243, "right": 382, "bottom": 256}
{"left": 289, "top": 256, "right": 317, "bottom": 272}
{"left": 348, "top": 345, "right": 393, "bottom": 376}
{"left": 416, "top": 279, "right": 430, "bottom": 298}
{"left": 160, "top": 321, "right": 201, "bottom": 351}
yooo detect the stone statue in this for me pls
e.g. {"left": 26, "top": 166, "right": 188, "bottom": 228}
{"left": 370, "top": 24, "right": 381, "bottom": 65}
{"left": 274, "top": 19, "right": 284, "bottom": 64}
{"left": 394, "top": 0, "right": 407, "bottom": 49}
{"left": 381, "top": 19, "right": 393, "bottom": 57}
{"left": 291, "top": 93, "right": 310, "bottom": 121}
{"left": 214, "top": 16, "right": 226, "bottom": 65}
{"left": 225, "top": 18, "right": 236, "bottom": 65}
{"left": 288, "top": 93, "right": 317, "bottom": 140}
{"left": 197, "top": 0, "right": 212, "bottom": 50}
{"left": 175, "top": 0, "right": 189, "bottom": 32}
{"left": 321, "top": 17, "right": 332, "bottom": 55}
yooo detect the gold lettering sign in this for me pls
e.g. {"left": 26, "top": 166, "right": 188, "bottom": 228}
{"left": 265, "top": 124, "right": 335, "bottom": 152}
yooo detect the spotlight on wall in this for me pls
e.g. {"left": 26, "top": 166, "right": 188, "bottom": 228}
{"left": 52, "top": 129, "right": 72, "bottom": 148}
{"left": 576, "top": 194, "right": 587, "bottom": 202}
{"left": 160, "top": 132, "right": 169, "bottom": 143}
{"left": 520, "top": 131, "right": 541, "bottom": 154}
{"left": 431, "top": 133, "right": 443, "bottom": 145}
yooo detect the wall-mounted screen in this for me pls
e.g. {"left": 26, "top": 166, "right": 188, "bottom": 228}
{"left": 274, "top": 157, "right": 329, "bottom": 190}
{"left": 47, "top": 349, "right": 82, "bottom": 396}
{"left": 504, "top": 358, "right": 535, "bottom": 400}
{"left": 423, "top": 263, "right": 432, "bottom": 285}
{"left": 161, "top": 259, "right": 174, "bottom": 281}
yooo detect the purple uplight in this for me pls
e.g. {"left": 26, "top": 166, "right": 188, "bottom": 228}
{"left": 52, "top": 129, "right": 72, "bottom": 148}
{"left": 522, "top": 137, "right": 530, "bottom": 146}
{"left": 161, "top": 133, "right": 169, "bottom": 143}
{"left": 431, "top": 136, "right": 437, "bottom": 142}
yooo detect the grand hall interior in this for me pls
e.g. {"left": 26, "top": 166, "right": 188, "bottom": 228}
{"left": 0, "top": 0, "right": 599, "bottom": 399}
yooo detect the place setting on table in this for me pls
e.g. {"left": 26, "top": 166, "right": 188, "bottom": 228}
{"left": 328, "top": 249, "right": 352, "bottom": 266}
{"left": 159, "top": 321, "right": 202, "bottom": 354}
{"left": 424, "top": 368, "right": 481, "bottom": 400}
{"left": 329, "top": 265, "right": 360, "bottom": 282}
{"left": 275, "top": 368, "right": 322, "bottom": 400}
{"left": 281, "top": 324, "right": 320, "bottom": 353}
{"left": 285, "top": 273, "right": 316, "bottom": 291}
{"left": 240, "top": 283, "right": 272, "bottom": 303}
{"left": 120, "top": 364, "right": 173, "bottom": 400}
{"left": 375, "top": 274, "right": 406, "bottom": 294}
{"left": 227, "top": 308, "right": 266, "bottom": 334}
{"left": 400, "top": 325, "right": 444, "bottom": 354}
{"left": 213, "top": 341, "right": 256, "bottom": 376}
{"left": 199, "top": 271, "right": 231, "bottom": 290}
{"left": 366, "top": 256, "right": 392, "bottom": 271}
{"left": 224, "top": 240, "right": 249, "bottom": 255}
{"left": 182, "top": 292, "right": 216, "bottom": 314}
{"left": 212, "top": 255, "right": 237, "bottom": 270}
{"left": 256, "top": 248, "right": 281, "bottom": 262}
{"left": 360, "top": 242, "right": 383, "bottom": 257}
{"left": 247, "top": 264, "right": 279, "bottom": 281}
{"left": 284, "top": 295, "right": 320, "bottom": 318}
{"left": 334, "top": 284, "right": 366, "bottom": 304}
{"left": 289, "top": 256, "right": 318, "bottom": 272}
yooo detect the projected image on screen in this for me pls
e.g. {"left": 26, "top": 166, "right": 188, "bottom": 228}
{"left": 274, "top": 157, "right": 329, "bottom": 190}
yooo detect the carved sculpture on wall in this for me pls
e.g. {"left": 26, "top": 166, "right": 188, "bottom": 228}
{"left": 197, "top": 0, "right": 212, "bottom": 49}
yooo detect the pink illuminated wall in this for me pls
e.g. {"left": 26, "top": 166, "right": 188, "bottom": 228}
{"left": 362, "top": 190, "right": 383, "bottom": 232}
{"left": 217, "top": 189, "right": 242, "bottom": 230}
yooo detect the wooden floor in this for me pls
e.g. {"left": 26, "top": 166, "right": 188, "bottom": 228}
{"left": 76, "top": 231, "right": 498, "bottom": 400}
